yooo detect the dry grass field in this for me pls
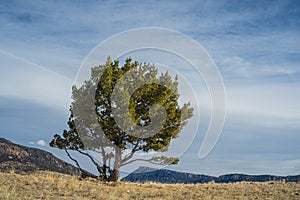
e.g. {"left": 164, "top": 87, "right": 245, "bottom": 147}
{"left": 0, "top": 171, "right": 299, "bottom": 200}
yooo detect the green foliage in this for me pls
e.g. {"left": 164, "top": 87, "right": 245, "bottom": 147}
{"left": 150, "top": 156, "right": 179, "bottom": 165}
{"left": 49, "top": 113, "right": 84, "bottom": 150}
{"left": 50, "top": 57, "right": 193, "bottom": 181}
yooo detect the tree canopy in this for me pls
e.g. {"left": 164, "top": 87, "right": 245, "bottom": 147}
{"left": 50, "top": 57, "right": 193, "bottom": 181}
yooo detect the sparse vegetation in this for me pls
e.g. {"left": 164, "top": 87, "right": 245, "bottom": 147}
{"left": 0, "top": 171, "right": 299, "bottom": 200}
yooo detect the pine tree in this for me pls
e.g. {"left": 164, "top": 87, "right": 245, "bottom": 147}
{"left": 50, "top": 57, "right": 193, "bottom": 181}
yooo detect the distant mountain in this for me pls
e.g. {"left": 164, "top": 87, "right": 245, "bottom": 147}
{"left": 1, "top": 137, "right": 299, "bottom": 183}
{"left": 122, "top": 166, "right": 300, "bottom": 184}
{"left": 122, "top": 166, "right": 215, "bottom": 183}
{"left": 0, "top": 137, "right": 79, "bottom": 175}
{"left": 216, "top": 173, "right": 300, "bottom": 183}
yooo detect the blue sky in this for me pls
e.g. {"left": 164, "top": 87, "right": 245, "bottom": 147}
{"left": 0, "top": 0, "right": 300, "bottom": 176}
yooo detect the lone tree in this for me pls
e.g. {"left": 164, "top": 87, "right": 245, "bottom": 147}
{"left": 50, "top": 57, "right": 193, "bottom": 182}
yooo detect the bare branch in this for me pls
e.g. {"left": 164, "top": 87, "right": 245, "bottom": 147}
{"left": 64, "top": 149, "right": 98, "bottom": 179}
{"left": 121, "top": 141, "right": 140, "bottom": 163}
{"left": 64, "top": 149, "right": 82, "bottom": 170}
{"left": 76, "top": 149, "right": 104, "bottom": 175}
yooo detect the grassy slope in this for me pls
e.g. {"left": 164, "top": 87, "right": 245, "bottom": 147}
{"left": 0, "top": 171, "right": 299, "bottom": 200}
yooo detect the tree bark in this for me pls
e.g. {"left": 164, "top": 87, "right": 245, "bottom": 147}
{"left": 109, "top": 147, "right": 121, "bottom": 182}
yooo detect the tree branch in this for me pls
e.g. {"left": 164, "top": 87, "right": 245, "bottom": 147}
{"left": 121, "top": 156, "right": 179, "bottom": 166}
{"left": 64, "top": 149, "right": 98, "bottom": 179}
{"left": 64, "top": 149, "right": 82, "bottom": 170}
{"left": 76, "top": 149, "right": 104, "bottom": 175}
{"left": 121, "top": 158, "right": 166, "bottom": 166}
{"left": 121, "top": 141, "right": 140, "bottom": 163}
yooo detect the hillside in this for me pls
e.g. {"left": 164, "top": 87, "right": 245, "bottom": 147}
{"left": 0, "top": 137, "right": 79, "bottom": 175}
{"left": 122, "top": 166, "right": 300, "bottom": 184}
{"left": 0, "top": 171, "right": 299, "bottom": 200}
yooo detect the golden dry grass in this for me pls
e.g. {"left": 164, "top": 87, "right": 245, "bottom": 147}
{"left": 0, "top": 171, "right": 299, "bottom": 200}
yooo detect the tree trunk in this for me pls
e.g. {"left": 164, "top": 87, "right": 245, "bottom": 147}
{"left": 109, "top": 147, "right": 121, "bottom": 182}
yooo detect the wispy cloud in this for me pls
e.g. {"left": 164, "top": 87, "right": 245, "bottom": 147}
{"left": 227, "top": 82, "right": 300, "bottom": 125}
{"left": 221, "top": 56, "right": 300, "bottom": 78}
{"left": 0, "top": 50, "right": 73, "bottom": 111}
{"left": 0, "top": 0, "right": 299, "bottom": 176}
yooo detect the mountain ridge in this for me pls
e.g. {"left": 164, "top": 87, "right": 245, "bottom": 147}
{"left": 122, "top": 166, "right": 300, "bottom": 184}
{"left": 1, "top": 138, "right": 299, "bottom": 183}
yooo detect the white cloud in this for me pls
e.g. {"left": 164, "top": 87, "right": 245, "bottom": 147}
{"left": 221, "top": 56, "right": 254, "bottom": 77}
{"left": 36, "top": 139, "right": 47, "bottom": 146}
{"left": 1, "top": 0, "right": 299, "bottom": 176}
{"left": 226, "top": 82, "right": 300, "bottom": 128}
{"left": 0, "top": 50, "right": 73, "bottom": 111}
{"left": 261, "top": 65, "right": 299, "bottom": 76}
{"left": 29, "top": 140, "right": 47, "bottom": 146}
{"left": 221, "top": 56, "right": 300, "bottom": 78}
